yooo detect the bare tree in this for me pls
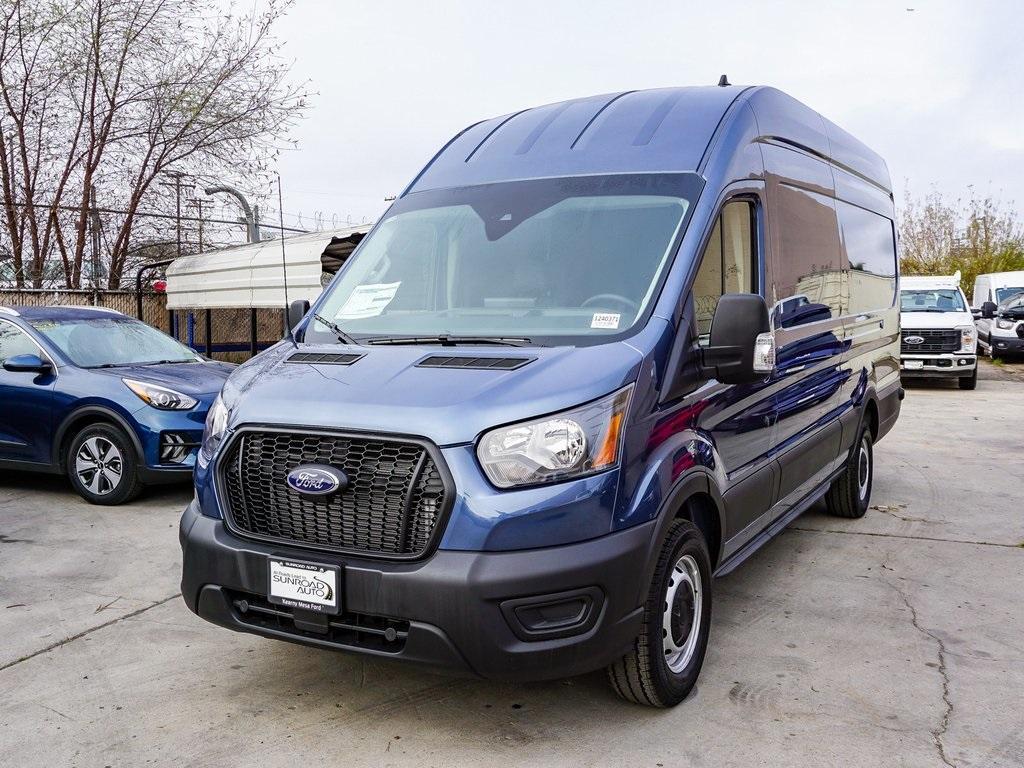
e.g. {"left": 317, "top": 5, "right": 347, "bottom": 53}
{"left": 0, "top": 0, "right": 306, "bottom": 288}
{"left": 899, "top": 186, "right": 1024, "bottom": 295}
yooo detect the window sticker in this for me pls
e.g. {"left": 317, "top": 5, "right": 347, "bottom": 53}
{"left": 590, "top": 312, "right": 621, "bottom": 330}
{"left": 335, "top": 282, "right": 401, "bottom": 319}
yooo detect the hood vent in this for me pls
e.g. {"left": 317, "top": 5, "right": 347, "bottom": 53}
{"left": 417, "top": 355, "right": 534, "bottom": 371}
{"left": 286, "top": 352, "right": 364, "bottom": 365}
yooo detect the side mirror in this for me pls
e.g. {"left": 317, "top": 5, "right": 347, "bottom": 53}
{"left": 702, "top": 294, "right": 773, "bottom": 384}
{"left": 288, "top": 299, "right": 310, "bottom": 331}
{"left": 981, "top": 301, "right": 998, "bottom": 319}
{"left": 3, "top": 353, "right": 52, "bottom": 374}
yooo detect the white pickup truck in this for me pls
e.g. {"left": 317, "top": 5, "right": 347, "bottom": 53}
{"left": 899, "top": 272, "right": 978, "bottom": 390}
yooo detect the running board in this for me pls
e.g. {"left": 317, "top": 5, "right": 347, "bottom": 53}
{"left": 714, "top": 469, "right": 841, "bottom": 578}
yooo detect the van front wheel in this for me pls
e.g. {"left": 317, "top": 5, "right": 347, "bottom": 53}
{"left": 607, "top": 519, "right": 712, "bottom": 707}
{"left": 825, "top": 426, "right": 872, "bottom": 518}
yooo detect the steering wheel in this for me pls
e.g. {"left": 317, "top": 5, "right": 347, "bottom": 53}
{"left": 581, "top": 293, "right": 639, "bottom": 315}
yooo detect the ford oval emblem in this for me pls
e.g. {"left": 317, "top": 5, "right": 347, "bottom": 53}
{"left": 286, "top": 464, "right": 347, "bottom": 496}
{"left": 904, "top": 335, "right": 925, "bottom": 345}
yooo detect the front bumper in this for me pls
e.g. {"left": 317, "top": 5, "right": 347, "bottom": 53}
{"left": 986, "top": 334, "right": 1024, "bottom": 355}
{"left": 179, "top": 501, "right": 649, "bottom": 681}
{"left": 900, "top": 353, "right": 975, "bottom": 377}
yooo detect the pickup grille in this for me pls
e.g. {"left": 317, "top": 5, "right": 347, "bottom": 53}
{"left": 902, "top": 328, "right": 959, "bottom": 354}
{"left": 220, "top": 429, "right": 449, "bottom": 559}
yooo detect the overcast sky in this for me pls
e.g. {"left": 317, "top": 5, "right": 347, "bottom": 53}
{"left": 271, "top": 0, "right": 1023, "bottom": 229}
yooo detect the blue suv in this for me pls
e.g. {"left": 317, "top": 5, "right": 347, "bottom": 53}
{"left": 0, "top": 306, "right": 232, "bottom": 504}
{"left": 181, "top": 86, "right": 902, "bottom": 706}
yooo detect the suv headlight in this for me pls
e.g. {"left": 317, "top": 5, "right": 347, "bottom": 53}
{"left": 957, "top": 325, "right": 977, "bottom": 352}
{"left": 477, "top": 385, "right": 632, "bottom": 489}
{"left": 123, "top": 378, "right": 197, "bottom": 410}
{"left": 198, "top": 394, "right": 230, "bottom": 467}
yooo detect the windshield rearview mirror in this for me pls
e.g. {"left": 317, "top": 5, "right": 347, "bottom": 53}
{"left": 701, "top": 294, "right": 771, "bottom": 385}
{"left": 3, "top": 353, "right": 52, "bottom": 374}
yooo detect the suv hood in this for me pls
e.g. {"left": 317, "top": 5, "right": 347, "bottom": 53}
{"left": 222, "top": 340, "right": 645, "bottom": 446}
{"left": 91, "top": 360, "right": 234, "bottom": 397}
{"left": 899, "top": 310, "right": 975, "bottom": 330}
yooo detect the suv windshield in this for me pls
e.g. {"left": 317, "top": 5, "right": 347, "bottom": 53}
{"left": 29, "top": 316, "right": 200, "bottom": 368}
{"left": 307, "top": 174, "right": 700, "bottom": 346}
{"left": 900, "top": 289, "right": 966, "bottom": 312}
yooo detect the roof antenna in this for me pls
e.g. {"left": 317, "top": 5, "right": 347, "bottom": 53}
{"left": 277, "top": 173, "right": 297, "bottom": 348}
{"left": 718, "top": 74, "right": 731, "bottom": 87}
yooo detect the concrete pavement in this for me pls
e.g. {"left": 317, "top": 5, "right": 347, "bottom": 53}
{"left": 1, "top": 369, "right": 1022, "bottom": 767}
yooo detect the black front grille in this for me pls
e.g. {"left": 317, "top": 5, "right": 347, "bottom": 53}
{"left": 221, "top": 429, "right": 449, "bottom": 558}
{"left": 902, "top": 328, "right": 960, "bottom": 353}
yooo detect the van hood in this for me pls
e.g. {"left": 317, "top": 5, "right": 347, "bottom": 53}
{"left": 222, "top": 340, "right": 645, "bottom": 446}
{"left": 899, "top": 310, "right": 975, "bottom": 330}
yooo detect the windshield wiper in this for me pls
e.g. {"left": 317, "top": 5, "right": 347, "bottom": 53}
{"left": 365, "top": 334, "right": 533, "bottom": 347}
{"left": 312, "top": 313, "right": 359, "bottom": 346}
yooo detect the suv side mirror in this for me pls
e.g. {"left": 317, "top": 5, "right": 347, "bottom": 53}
{"left": 981, "top": 301, "right": 998, "bottom": 319}
{"left": 701, "top": 294, "right": 773, "bottom": 384}
{"left": 3, "top": 353, "right": 52, "bottom": 374}
{"left": 288, "top": 299, "right": 310, "bottom": 331}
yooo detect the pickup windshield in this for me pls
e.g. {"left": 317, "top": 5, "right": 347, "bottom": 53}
{"left": 307, "top": 174, "right": 699, "bottom": 346}
{"left": 900, "top": 289, "right": 966, "bottom": 312}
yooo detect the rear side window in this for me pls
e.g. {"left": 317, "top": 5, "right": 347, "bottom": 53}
{"left": 769, "top": 185, "right": 844, "bottom": 329}
{"left": 0, "top": 321, "right": 38, "bottom": 363}
{"left": 837, "top": 201, "right": 897, "bottom": 314}
{"left": 692, "top": 199, "right": 756, "bottom": 338}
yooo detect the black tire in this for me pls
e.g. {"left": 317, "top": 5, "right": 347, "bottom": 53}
{"left": 959, "top": 367, "right": 978, "bottom": 390}
{"left": 825, "top": 425, "right": 873, "bottom": 518}
{"left": 67, "top": 424, "right": 144, "bottom": 505}
{"left": 607, "top": 519, "right": 712, "bottom": 707}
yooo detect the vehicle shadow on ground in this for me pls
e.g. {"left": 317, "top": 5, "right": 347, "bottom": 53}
{"left": 0, "top": 469, "right": 191, "bottom": 506}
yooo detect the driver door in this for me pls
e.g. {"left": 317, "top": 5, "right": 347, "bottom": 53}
{"left": 0, "top": 319, "right": 56, "bottom": 465}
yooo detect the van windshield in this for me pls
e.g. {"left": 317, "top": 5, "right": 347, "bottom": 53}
{"left": 900, "top": 289, "right": 966, "bottom": 313}
{"left": 995, "top": 286, "right": 1024, "bottom": 304}
{"left": 307, "top": 174, "right": 700, "bottom": 346}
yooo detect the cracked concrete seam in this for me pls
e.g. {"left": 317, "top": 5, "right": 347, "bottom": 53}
{"left": 0, "top": 593, "right": 181, "bottom": 673}
{"left": 887, "top": 581, "right": 956, "bottom": 768}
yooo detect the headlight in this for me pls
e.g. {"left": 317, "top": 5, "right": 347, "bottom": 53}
{"left": 123, "top": 378, "right": 197, "bottom": 410}
{"left": 198, "top": 394, "right": 230, "bottom": 467}
{"left": 477, "top": 385, "right": 632, "bottom": 489}
{"left": 996, "top": 318, "right": 1015, "bottom": 330}
{"left": 956, "top": 325, "right": 976, "bottom": 352}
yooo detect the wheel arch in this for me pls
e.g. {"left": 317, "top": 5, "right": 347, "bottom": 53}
{"left": 53, "top": 406, "right": 145, "bottom": 471}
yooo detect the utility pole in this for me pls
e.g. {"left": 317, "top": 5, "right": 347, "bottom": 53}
{"left": 189, "top": 198, "right": 205, "bottom": 252}
{"left": 161, "top": 170, "right": 187, "bottom": 258}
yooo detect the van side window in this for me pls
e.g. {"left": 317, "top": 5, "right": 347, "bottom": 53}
{"left": 770, "top": 185, "right": 844, "bottom": 329}
{"left": 0, "top": 321, "right": 37, "bottom": 363}
{"left": 693, "top": 199, "right": 756, "bottom": 339}
{"left": 837, "top": 201, "right": 897, "bottom": 314}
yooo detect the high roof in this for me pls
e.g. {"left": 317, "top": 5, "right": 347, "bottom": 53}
{"left": 406, "top": 85, "right": 890, "bottom": 195}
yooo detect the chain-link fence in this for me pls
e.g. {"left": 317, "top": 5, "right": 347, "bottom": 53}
{"left": 1, "top": 288, "right": 283, "bottom": 364}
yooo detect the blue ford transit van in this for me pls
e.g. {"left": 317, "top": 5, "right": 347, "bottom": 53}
{"left": 180, "top": 85, "right": 902, "bottom": 706}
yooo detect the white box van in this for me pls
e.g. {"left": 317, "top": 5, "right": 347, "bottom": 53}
{"left": 900, "top": 272, "right": 977, "bottom": 389}
{"left": 972, "top": 271, "right": 1024, "bottom": 359}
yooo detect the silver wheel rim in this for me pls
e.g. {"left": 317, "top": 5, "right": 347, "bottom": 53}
{"left": 857, "top": 437, "right": 871, "bottom": 502}
{"left": 662, "top": 553, "right": 702, "bottom": 673}
{"left": 75, "top": 436, "right": 123, "bottom": 496}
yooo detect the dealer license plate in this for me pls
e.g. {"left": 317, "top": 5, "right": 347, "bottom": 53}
{"left": 268, "top": 558, "right": 340, "bottom": 614}
{"left": 904, "top": 360, "right": 924, "bottom": 370}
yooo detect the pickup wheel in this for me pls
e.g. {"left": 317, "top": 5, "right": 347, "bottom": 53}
{"left": 959, "top": 366, "right": 978, "bottom": 390}
{"left": 607, "top": 519, "right": 712, "bottom": 707}
{"left": 67, "top": 424, "right": 144, "bottom": 506}
{"left": 825, "top": 426, "right": 872, "bottom": 518}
